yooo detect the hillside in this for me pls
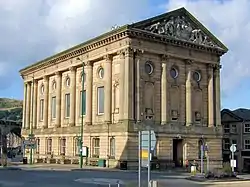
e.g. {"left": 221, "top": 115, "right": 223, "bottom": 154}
{"left": 0, "top": 98, "right": 23, "bottom": 121}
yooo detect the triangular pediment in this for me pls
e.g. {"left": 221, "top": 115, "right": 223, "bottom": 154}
{"left": 130, "top": 8, "right": 228, "bottom": 52}
{"left": 221, "top": 109, "right": 242, "bottom": 122}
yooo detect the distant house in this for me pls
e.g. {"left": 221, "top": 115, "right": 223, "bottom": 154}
{"left": 221, "top": 108, "right": 250, "bottom": 172}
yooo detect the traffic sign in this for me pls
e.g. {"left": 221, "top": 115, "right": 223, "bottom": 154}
{"left": 141, "top": 131, "right": 157, "bottom": 151}
{"left": 230, "top": 144, "right": 237, "bottom": 153}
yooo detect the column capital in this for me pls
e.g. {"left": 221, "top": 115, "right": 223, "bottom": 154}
{"left": 134, "top": 49, "right": 144, "bottom": 57}
{"left": 185, "top": 59, "right": 193, "bottom": 65}
{"left": 214, "top": 64, "right": 222, "bottom": 70}
{"left": 55, "top": 71, "right": 62, "bottom": 76}
{"left": 33, "top": 79, "right": 38, "bottom": 85}
{"left": 124, "top": 47, "right": 134, "bottom": 57}
{"left": 85, "top": 61, "right": 93, "bottom": 67}
{"left": 161, "top": 54, "right": 170, "bottom": 62}
{"left": 43, "top": 75, "right": 49, "bottom": 82}
{"left": 103, "top": 54, "right": 113, "bottom": 62}
{"left": 69, "top": 66, "right": 77, "bottom": 72}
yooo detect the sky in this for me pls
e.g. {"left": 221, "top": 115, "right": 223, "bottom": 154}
{"left": 0, "top": 0, "right": 249, "bottom": 110}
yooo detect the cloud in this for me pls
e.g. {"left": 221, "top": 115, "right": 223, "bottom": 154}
{"left": 0, "top": 0, "right": 155, "bottom": 92}
{"left": 165, "top": 0, "right": 250, "bottom": 94}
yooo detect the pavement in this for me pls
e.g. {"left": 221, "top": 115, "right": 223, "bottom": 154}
{"left": 1, "top": 163, "right": 250, "bottom": 186}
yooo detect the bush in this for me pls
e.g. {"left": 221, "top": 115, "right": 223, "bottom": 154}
{"left": 205, "top": 163, "right": 237, "bottom": 179}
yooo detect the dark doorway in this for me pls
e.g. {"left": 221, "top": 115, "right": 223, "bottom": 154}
{"left": 173, "top": 139, "right": 183, "bottom": 167}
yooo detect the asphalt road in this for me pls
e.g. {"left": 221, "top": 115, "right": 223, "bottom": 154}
{"left": 0, "top": 169, "right": 204, "bottom": 187}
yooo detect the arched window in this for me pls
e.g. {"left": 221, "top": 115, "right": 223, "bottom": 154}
{"left": 114, "top": 83, "right": 119, "bottom": 112}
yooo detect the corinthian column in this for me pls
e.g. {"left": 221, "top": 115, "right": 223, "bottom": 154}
{"left": 215, "top": 64, "right": 222, "bottom": 126}
{"left": 161, "top": 55, "right": 168, "bottom": 125}
{"left": 43, "top": 76, "right": 49, "bottom": 128}
{"left": 25, "top": 82, "right": 31, "bottom": 129}
{"left": 208, "top": 64, "right": 214, "bottom": 127}
{"left": 69, "top": 66, "right": 76, "bottom": 126}
{"left": 104, "top": 55, "right": 112, "bottom": 123}
{"left": 118, "top": 50, "right": 125, "bottom": 121}
{"left": 85, "top": 62, "right": 93, "bottom": 125}
{"left": 55, "top": 71, "right": 62, "bottom": 127}
{"left": 185, "top": 60, "right": 192, "bottom": 126}
{"left": 33, "top": 80, "right": 38, "bottom": 129}
{"left": 22, "top": 83, "right": 27, "bottom": 129}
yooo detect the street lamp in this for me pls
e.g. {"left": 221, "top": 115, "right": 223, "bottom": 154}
{"left": 77, "top": 58, "right": 84, "bottom": 169}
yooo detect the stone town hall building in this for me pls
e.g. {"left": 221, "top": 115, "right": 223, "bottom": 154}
{"left": 20, "top": 8, "right": 228, "bottom": 169}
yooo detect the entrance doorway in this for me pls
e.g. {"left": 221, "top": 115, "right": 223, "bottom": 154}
{"left": 173, "top": 139, "right": 183, "bottom": 167}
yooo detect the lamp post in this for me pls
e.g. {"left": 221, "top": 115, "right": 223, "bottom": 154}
{"left": 80, "top": 61, "right": 85, "bottom": 169}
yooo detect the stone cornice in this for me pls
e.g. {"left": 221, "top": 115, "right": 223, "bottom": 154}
{"left": 127, "top": 28, "right": 227, "bottom": 56}
{"left": 20, "top": 25, "right": 225, "bottom": 76}
{"left": 19, "top": 25, "right": 130, "bottom": 75}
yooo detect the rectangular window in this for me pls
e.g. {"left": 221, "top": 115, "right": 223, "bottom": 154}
{"left": 46, "top": 138, "right": 52, "bottom": 154}
{"left": 36, "top": 138, "right": 40, "bottom": 154}
{"left": 244, "top": 139, "right": 250, "bottom": 150}
{"left": 223, "top": 138, "right": 230, "bottom": 150}
{"left": 244, "top": 124, "right": 250, "bottom": 133}
{"left": 80, "top": 90, "right": 86, "bottom": 116}
{"left": 65, "top": 93, "right": 70, "bottom": 118}
{"left": 110, "top": 137, "right": 115, "bottom": 158}
{"left": 51, "top": 96, "right": 56, "bottom": 119}
{"left": 60, "top": 138, "right": 66, "bottom": 155}
{"left": 97, "top": 86, "right": 104, "bottom": 114}
{"left": 92, "top": 137, "right": 100, "bottom": 158}
{"left": 223, "top": 124, "right": 230, "bottom": 133}
{"left": 39, "top": 99, "right": 44, "bottom": 121}
{"left": 231, "top": 124, "right": 237, "bottom": 133}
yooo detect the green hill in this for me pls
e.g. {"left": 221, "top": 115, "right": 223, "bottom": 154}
{"left": 0, "top": 98, "right": 23, "bottom": 121}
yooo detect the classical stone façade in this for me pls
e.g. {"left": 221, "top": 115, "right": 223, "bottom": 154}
{"left": 20, "top": 7, "right": 228, "bottom": 169}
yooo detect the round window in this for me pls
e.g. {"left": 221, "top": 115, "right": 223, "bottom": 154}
{"left": 145, "top": 61, "right": 154, "bottom": 75}
{"left": 98, "top": 67, "right": 104, "bottom": 79}
{"left": 170, "top": 67, "right": 178, "bottom": 79}
{"left": 66, "top": 77, "right": 70, "bottom": 86}
{"left": 193, "top": 71, "right": 201, "bottom": 82}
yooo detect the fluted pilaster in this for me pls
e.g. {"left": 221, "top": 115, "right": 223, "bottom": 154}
{"left": 25, "top": 82, "right": 31, "bottom": 129}
{"left": 43, "top": 76, "right": 49, "bottom": 128}
{"left": 185, "top": 60, "right": 192, "bottom": 126}
{"left": 55, "top": 72, "right": 62, "bottom": 127}
{"left": 123, "top": 48, "right": 134, "bottom": 120}
{"left": 118, "top": 50, "right": 125, "bottom": 121}
{"left": 104, "top": 55, "right": 112, "bottom": 123}
{"left": 215, "top": 64, "right": 222, "bottom": 126}
{"left": 208, "top": 64, "right": 214, "bottom": 127}
{"left": 85, "top": 62, "right": 93, "bottom": 124}
{"left": 69, "top": 66, "right": 76, "bottom": 126}
{"left": 22, "top": 83, "right": 27, "bottom": 129}
{"left": 33, "top": 80, "right": 38, "bottom": 129}
{"left": 161, "top": 55, "right": 168, "bottom": 125}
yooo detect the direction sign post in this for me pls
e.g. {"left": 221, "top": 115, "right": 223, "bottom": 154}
{"left": 230, "top": 144, "right": 237, "bottom": 172}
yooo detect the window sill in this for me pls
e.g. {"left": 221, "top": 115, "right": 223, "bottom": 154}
{"left": 97, "top": 113, "right": 104, "bottom": 116}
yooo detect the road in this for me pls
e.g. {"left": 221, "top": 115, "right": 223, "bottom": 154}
{"left": 0, "top": 168, "right": 204, "bottom": 187}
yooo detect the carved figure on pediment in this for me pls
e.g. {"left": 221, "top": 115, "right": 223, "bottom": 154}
{"left": 144, "top": 15, "right": 218, "bottom": 48}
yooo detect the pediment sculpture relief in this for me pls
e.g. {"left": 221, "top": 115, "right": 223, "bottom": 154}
{"left": 144, "top": 15, "right": 218, "bottom": 48}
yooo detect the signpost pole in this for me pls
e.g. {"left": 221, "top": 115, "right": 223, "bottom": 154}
{"left": 147, "top": 130, "right": 151, "bottom": 187}
{"left": 231, "top": 148, "right": 234, "bottom": 172}
{"left": 201, "top": 145, "right": 204, "bottom": 174}
{"left": 138, "top": 131, "right": 141, "bottom": 187}
{"left": 29, "top": 75, "right": 35, "bottom": 165}
{"left": 80, "top": 61, "right": 85, "bottom": 169}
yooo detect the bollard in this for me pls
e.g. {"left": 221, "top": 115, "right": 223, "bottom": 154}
{"left": 117, "top": 181, "right": 120, "bottom": 187}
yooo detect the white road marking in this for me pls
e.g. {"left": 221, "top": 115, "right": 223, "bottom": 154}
{"left": 75, "top": 178, "right": 125, "bottom": 185}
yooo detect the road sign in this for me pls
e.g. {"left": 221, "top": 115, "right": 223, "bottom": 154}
{"left": 141, "top": 131, "right": 156, "bottom": 151}
{"left": 230, "top": 144, "right": 237, "bottom": 153}
{"left": 23, "top": 140, "right": 36, "bottom": 149}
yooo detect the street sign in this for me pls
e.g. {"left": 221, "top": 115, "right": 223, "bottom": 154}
{"left": 23, "top": 140, "right": 36, "bottom": 149}
{"left": 141, "top": 131, "right": 156, "bottom": 151}
{"left": 230, "top": 144, "right": 237, "bottom": 153}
